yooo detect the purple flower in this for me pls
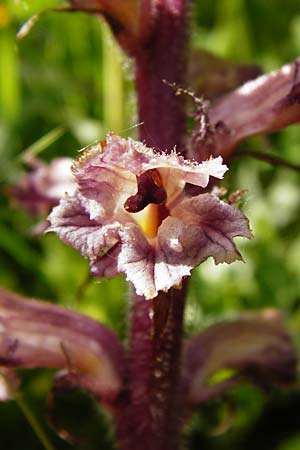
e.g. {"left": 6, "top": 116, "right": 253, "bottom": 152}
{"left": 0, "top": 287, "right": 124, "bottom": 404}
{"left": 182, "top": 311, "right": 297, "bottom": 408}
{"left": 48, "top": 134, "right": 252, "bottom": 299}
{"left": 11, "top": 157, "right": 75, "bottom": 217}
{"left": 0, "top": 288, "right": 296, "bottom": 413}
{"left": 189, "top": 58, "right": 300, "bottom": 162}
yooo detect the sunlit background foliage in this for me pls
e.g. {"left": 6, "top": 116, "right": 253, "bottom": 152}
{"left": 1, "top": 1, "right": 300, "bottom": 449}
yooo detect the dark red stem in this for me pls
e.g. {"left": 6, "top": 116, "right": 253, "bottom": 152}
{"left": 135, "top": 0, "right": 188, "bottom": 153}
{"left": 115, "top": 2, "right": 189, "bottom": 449}
{"left": 150, "top": 288, "right": 187, "bottom": 449}
{"left": 116, "top": 287, "right": 187, "bottom": 450}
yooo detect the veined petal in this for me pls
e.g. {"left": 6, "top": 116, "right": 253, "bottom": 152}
{"left": 73, "top": 144, "right": 137, "bottom": 221}
{"left": 118, "top": 223, "right": 157, "bottom": 300}
{"left": 117, "top": 223, "right": 191, "bottom": 299}
{"left": 166, "top": 193, "right": 252, "bottom": 265}
{"left": 212, "top": 58, "right": 300, "bottom": 137}
{"left": 117, "top": 219, "right": 204, "bottom": 300}
{"left": 73, "top": 134, "right": 227, "bottom": 208}
{"left": 48, "top": 193, "right": 121, "bottom": 264}
{"left": 0, "top": 288, "right": 124, "bottom": 402}
{"left": 116, "top": 191, "right": 251, "bottom": 299}
{"left": 48, "top": 193, "right": 123, "bottom": 280}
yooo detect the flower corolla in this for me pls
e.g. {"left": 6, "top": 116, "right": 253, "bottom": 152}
{"left": 48, "top": 134, "right": 252, "bottom": 299}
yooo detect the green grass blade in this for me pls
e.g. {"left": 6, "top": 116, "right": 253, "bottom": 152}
{"left": 20, "top": 126, "right": 66, "bottom": 162}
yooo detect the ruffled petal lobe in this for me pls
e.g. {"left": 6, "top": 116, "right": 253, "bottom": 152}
{"left": 168, "top": 193, "right": 252, "bottom": 264}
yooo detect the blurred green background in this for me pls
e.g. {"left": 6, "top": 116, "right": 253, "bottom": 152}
{"left": 0, "top": 0, "right": 300, "bottom": 449}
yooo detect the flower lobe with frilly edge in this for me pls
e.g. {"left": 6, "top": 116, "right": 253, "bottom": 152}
{"left": 48, "top": 134, "right": 251, "bottom": 299}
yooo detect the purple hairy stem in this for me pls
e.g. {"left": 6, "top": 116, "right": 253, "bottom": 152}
{"left": 115, "top": 2, "right": 189, "bottom": 449}
{"left": 117, "top": 292, "right": 153, "bottom": 450}
{"left": 114, "top": 2, "right": 189, "bottom": 449}
{"left": 116, "top": 286, "right": 186, "bottom": 450}
{"left": 150, "top": 287, "right": 186, "bottom": 450}
{"left": 135, "top": 0, "right": 188, "bottom": 152}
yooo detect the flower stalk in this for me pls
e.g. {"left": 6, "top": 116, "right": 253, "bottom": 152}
{"left": 119, "top": 2, "right": 189, "bottom": 448}
{"left": 116, "top": 287, "right": 186, "bottom": 450}
{"left": 135, "top": 0, "right": 188, "bottom": 152}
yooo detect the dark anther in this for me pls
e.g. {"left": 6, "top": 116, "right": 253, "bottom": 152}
{"left": 124, "top": 170, "right": 167, "bottom": 213}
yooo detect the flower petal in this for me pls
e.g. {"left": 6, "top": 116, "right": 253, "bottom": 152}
{"left": 73, "top": 140, "right": 136, "bottom": 221}
{"left": 118, "top": 223, "right": 157, "bottom": 299}
{"left": 73, "top": 134, "right": 227, "bottom": 209}
{"left": 189, "top": 58, "right": 300, "bottom": 162}
{"left": 117, "top": 222, "right": 191, "bottom": 299}
{"left": 91, "top": 244, "right": 121, "bottom": 280}
{"left": 116, "top": 193, "right": 251, "bottom": 299}
{"left": 0, "top": 288, "right": 124, "bottom": 402}
{"left": 181, "top": 313, "right": 297, "bottom": 407}
{"left": 48, "top": 193, "right": 121, "bottom": 263}
{"left": 164, "top": 193, "right": 252, "bottom": 266}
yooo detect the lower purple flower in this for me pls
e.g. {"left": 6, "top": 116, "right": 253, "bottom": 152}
{"left": 182, "top": 311, "right": 297, "bottom": 408}
{"left": 0, "top": 288, "right": 124, "bottom": 403}
{"left": 48, "top": 134, "right": 252, "bottom": 299}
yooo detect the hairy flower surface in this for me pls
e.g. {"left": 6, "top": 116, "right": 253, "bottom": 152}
{"left": 48, "top": 134, "right": 252, "bottom": 299}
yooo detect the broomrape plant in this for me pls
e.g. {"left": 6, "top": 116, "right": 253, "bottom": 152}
{"left": 1, "top": 1, "right": 300, "bottom": 449}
